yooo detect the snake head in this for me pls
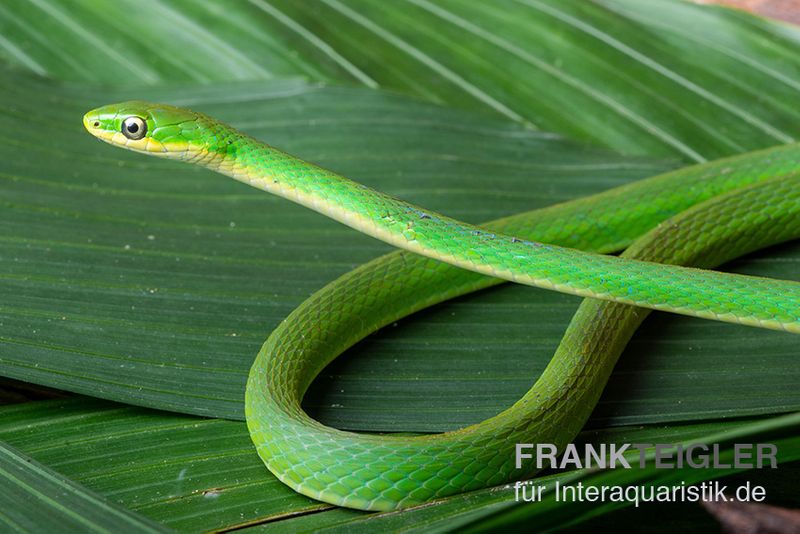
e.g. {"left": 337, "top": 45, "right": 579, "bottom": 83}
{"left": 83, "top": 101, "right": 215, "bottom": 160}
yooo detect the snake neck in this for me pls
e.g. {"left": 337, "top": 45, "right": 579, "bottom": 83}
{"left": 191, "top": 132, "right": 800, "bottom": 335}
{"left": 196, "top": 131, "right": 448, "bottom": 258}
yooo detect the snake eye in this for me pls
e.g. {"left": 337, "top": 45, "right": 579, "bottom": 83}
{"left": 121, "top": 116, "right": 147, "bottom": 140}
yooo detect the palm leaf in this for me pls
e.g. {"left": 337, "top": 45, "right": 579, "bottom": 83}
{"left": 0, "top": 438, "right": 167, "bottom": 532}
{"left": 0, "top": 0, "right": 798, "bottom": 531}
{"left": 3, "top": 399, "right": 797, "bottom": 531}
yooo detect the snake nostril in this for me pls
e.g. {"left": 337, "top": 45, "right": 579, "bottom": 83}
{"left": 93, "top": 121, "right": 100, "bottom": 128}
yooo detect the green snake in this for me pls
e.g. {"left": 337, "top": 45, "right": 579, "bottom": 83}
{"left": 83, "top": 101, "right": 800, "bottom": 511}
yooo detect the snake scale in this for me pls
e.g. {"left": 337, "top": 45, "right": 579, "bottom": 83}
{"left": 84, "top": 101, "right": 800, "bottom": 511}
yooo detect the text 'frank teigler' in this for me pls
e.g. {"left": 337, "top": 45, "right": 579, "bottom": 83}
{"left": 514, "top": 442, "right": 777, "bottom": 470}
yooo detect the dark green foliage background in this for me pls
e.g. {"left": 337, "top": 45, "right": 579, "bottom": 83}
{"left": 0, "top": 0, "right": 798, "bottom": 531}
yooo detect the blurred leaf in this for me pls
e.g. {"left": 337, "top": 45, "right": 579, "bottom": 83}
{"left": 0, "top": 0, "right": 324, "bottom": 83}
{"left": 2, "top": 0, "right": 799, "bottom": 159}
{"left": 0, "top": 439, "right": 167, "bottom": 533}
{"left": 259, "top": 0, "right": 800, "bottom": 159}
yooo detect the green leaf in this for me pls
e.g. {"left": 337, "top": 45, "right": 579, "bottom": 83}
{"left": 262, "top": 0, "right": 800, "bottom": 159}
{"left": 3, "top": 399, "right": 796, "bottom": 532}
{"left": 1, "top": 69, "right": 797, "bottom": 431}
{"left": 0, "top": 69, "right": 798, "bottom": 431}
{"left": 0, "top": 0, "right": 323, "bottom": 83}
{"left": 464, "top": 413, "right": 800, "bottom": 532}
{"left": 1, "top": 3, "right": 800, "bottom": 530}
{"left": 249, "top": 413, "right": 800, "bottom": 532}
{"left": 2, "top": 0, "right": 799, "bottom": 159}
{"left": 0, "top": 439, "right": 167, "bottom": 533}
{"left": 0, "top": 398, "right": 324, "bottom": 532}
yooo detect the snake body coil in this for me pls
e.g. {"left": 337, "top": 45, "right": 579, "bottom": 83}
{"left": 84, "top": 101, "right": 800, "bottom": 511}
